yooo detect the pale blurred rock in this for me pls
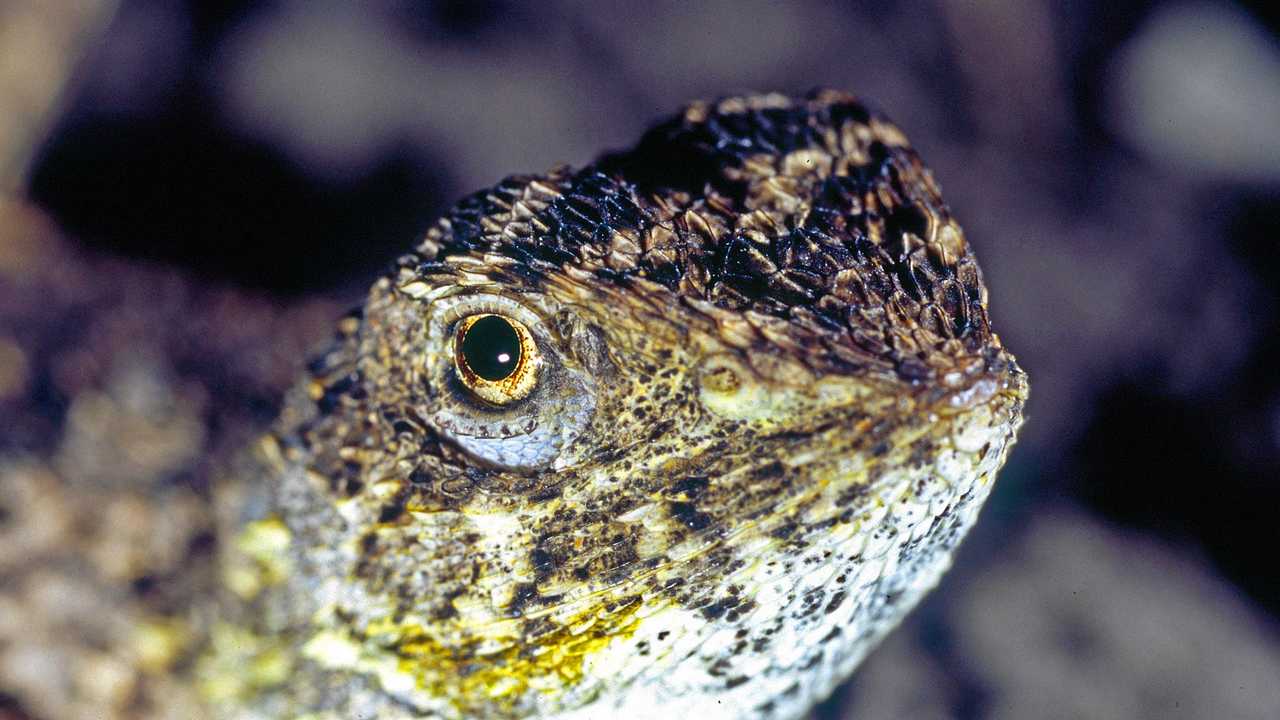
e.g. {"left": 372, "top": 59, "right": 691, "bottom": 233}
{"left": 1108, "top": 1, "right": 1280, "bottom": 183}
{"left": 212, "top": 2, "right": 626, "bottom": 187}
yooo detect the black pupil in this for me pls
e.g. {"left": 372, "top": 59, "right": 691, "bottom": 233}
{"left": 461, "top": 315, "right": 521, "bottom": 382}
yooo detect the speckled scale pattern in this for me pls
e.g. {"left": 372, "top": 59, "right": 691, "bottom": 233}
{"left": 216, "top": 89, "right": 1028, "bottom": 719}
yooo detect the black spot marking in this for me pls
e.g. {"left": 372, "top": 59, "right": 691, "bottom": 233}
{"left": 317, "top": 373, "right": 356, "bottom": 415}
{"left": 701, "top": 597, "right": 737, "bottom": 621}
{"left": 530, "top": 548, "right": 555, "bottom": 579}
{"left": 669, "top": 501, "right": 712, "bottom": 531}
{"left": 507, "top": 583, "right": 538, "bottom": 615}
{"left": 377, "top": 494, "right": 408, "bottom": 524}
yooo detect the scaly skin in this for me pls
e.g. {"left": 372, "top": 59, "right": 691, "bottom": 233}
{"left": 0, "top": 90, "right": 1026, "bottom": 720}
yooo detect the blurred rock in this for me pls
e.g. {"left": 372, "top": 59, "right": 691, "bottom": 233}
{"left": 212, "top": 4, "right": 427, "bottom": 181}
{"left": 573, "top": 0, "right": 863, "bottom": 102}
{"left": 843, "top": 510, "right": 1280, "bottom": 719}
{"left": 0, "top": 0, "right": 117, "bottom": 191}
{"left": 56, "top": 353, "right": 206, "bottom": 490}
{"left": 212, "top": 2, "right": 629, "bottom": 187}
{"left": 823, "top": 628, "right": 955, "bottom": 719}
{"left": 1107, "top": 1, "right": 1280, "bottom": 183}
{"left": 941, "top": 0, "right": 1070, "bottom": 149}
{"left": 78, "top": 0, "right": 190, "bottom": 119}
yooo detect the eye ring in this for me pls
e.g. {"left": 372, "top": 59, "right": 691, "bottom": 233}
{"left": 453, "top": 313, "right": 541, "bottom": 405}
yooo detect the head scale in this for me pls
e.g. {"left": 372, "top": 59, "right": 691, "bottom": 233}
{"left": 235, "top": 90, "right": 1027, "bottom": 720}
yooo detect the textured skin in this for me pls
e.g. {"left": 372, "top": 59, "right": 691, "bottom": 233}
{"left": 0, "top": 90, "right": 1026, "bottom": 720}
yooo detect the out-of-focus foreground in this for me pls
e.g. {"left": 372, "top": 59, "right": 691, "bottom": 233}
{"left": 2, "top": 2, "right": 1279, "bottom": 719}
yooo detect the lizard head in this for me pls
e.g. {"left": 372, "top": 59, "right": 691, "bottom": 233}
{"left": 238, "top": 90, "right": 1027, "bottom": 719}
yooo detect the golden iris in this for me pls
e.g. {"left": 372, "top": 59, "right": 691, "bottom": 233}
{"left": 453, "top": 314, "right": 539, "bottom": 404}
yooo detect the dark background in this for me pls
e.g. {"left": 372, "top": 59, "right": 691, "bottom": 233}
{"left": 24, "top": 1, "right": 1280, "bottom": 717}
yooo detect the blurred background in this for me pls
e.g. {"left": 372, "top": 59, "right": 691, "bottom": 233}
{"left": 3, "top": 1, "right": 1280, "bottom": 718}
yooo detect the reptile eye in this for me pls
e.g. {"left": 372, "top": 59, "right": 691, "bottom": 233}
{"left": 453, "top": 314, "right": 540, "bottom": 405}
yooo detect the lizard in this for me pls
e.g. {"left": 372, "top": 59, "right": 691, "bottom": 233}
{"left": 0, "top": 89, "right": 1027, "bottom": 720}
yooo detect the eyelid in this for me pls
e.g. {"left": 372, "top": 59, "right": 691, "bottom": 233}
{"left": 417, "top": 289, "right": 597, "bottom": 470}
{"left": 425, "top": 291, "right": 551, "bottom": 339}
